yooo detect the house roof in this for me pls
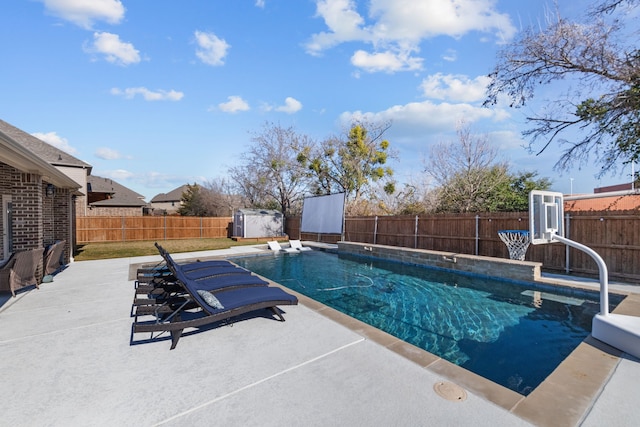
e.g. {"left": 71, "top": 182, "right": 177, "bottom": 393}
{"left": 565, "top": 193, "right": 640, "bottom": 212}
{"left": 0, "top": 119, "right": 92, "bottom": 171}
{"left": 150, "top": 184, "right": 190, "bottom": 203}
{"left": 0, "top": 120, "right": 82, "bottom": 190}
{"left": 88, "top": 175, "right": 148, "bottom": 207}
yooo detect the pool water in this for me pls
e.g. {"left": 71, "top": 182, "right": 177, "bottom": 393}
{"left": 234, "top": 250, "right": 611, "bottom": 395}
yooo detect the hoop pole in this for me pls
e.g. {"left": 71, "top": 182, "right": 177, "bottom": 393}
{"left": 552, "top": 234, "right": 609, "bottom": 316}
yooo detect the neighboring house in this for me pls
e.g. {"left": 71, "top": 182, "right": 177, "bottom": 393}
{"left": 150, "top": 184, "right": 189, "bottom": 215}
{"left": 565, "top": 182, "right": 640, "bottom": 212}
{"left": 0, "top": 119, "right": 83, "bottom": 264}
{"left": 86, "top": 175, "right": 149, "bottom": 216}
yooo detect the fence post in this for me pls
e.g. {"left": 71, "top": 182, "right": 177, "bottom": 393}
{"left": 122, "top": 216, "right": 125, "bottom": 242}
{"left": 164, "top": 215, "right": 166, "bottom": 241}
{"left": 565, "top": 213, "right": 571, "bottom": 274}
{"left": 200, "top": 217, "right": 203, "bottom": 238}
{"left": 414, "top": 215, "right": 419, "bottom": 248}
{"left": 475, "top": 215, "right": 479, "bottom": 255}
{"left": 373, "top": 216, "right": 378, "bottom": 244}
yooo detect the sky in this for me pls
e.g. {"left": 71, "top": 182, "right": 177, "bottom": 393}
{"left": 1, "top": 0, "right": 637, "bottom": 201}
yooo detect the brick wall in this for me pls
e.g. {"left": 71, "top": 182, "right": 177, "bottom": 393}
{"left": 0, "top": 161, "right": 73, "bottom": 266}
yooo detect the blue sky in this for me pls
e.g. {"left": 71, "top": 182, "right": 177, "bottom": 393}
{"left": 1, "top": 0, "right": 636, "bottom": 201}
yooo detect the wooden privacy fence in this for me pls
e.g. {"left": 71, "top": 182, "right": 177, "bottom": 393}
{"left": 287, "top": 211, "right": 640, "bottom": 283}
{"left": 76, "top": 216, "right": 232, "bottom": 243}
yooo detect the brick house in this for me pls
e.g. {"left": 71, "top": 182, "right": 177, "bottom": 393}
{"left": 0, "top": 119, "right": 83, "bottom": 265}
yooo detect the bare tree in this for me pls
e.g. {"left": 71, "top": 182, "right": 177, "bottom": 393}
{"left": 229, "top": 122, "right": 312, "bottom": 216}
{"left": 427, "top": 123, "right": 510, "bottom": 212}
{"left": 202, "top": 177, "right": 244, "bottom": 216}
{"left": 484, "top": 0, "right": 640, "bottom": 175}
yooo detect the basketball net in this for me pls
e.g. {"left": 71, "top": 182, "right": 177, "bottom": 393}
{"left": 498, "top": 230, "right": 531, "bottom": 261}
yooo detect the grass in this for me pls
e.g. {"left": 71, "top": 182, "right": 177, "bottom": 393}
{"left": 74, "top": 238, "right": 266, "bottom": 261}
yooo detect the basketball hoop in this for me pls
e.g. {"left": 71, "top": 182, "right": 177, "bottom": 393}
{"left": 498, "top": 230, "right": 531, "bottom": 261}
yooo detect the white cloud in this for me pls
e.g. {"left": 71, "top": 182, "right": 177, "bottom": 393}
{"left": 32, "top": 131, "right": 78, "bottom": 155}
{"left": 40, "top": 0, "right": 125, "bottom": 29}
{"left": 306, "top": 0, "right": 516, "bottom": 73}
{"left": 442, "top": 49, "right": 457, "bottom": 62}
{"left": 255, "top": 0, "right": 266, "bottom": 8}
{"left": 194, "top": 31, "right": 230, "bottom": 66}
{"left": 305, "top": 0, "right": 369, "bottom": 55}
{"left": 367, "top": 0, "right": 516, "bottom": 41}
{"left": 340, "top": 100, "right": 505, "bottom": 137}
{"left": 351, "top": 49, "right": 422, "bottom": 73}
{"left": 110, "top": 87, "right": 184, "bottom": 101}
{"left": 95, "top": 147, "right": 129, "bottom": 160}
{"left": 275, "top": 97, "right": 303, "bottom": 114}
{"left": 102, "top": 169, "right": 134, "bottom": 180}
{"left": 86, "top": 32, "right": 141, "bottom": 66}
{"left": 218, "top": 96, "right": 250, "bottom": 113}
{"left": 420, "top": 73, "right": 492, "bottom": 103}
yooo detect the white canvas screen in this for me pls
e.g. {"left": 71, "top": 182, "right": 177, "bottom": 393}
{"left": 301, "top": 193, "right": 345, "bottom": 234}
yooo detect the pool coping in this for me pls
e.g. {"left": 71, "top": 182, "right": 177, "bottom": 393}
{"left": 288, "top": 286, "right": 640, "bottom": 427}
{"left": 130, "top": 246, "right": 640, "bottom": 427}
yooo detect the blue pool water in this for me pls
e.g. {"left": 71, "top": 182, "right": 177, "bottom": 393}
{"left": 233, "top": 250, "right": 617, "bottom": 395}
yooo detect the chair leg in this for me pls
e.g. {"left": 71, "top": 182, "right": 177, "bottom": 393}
{"left": 169, "top": 312, "right": 183, "bottom": 350}
{"left": 170, "top": 329, "right": 183, "bottom": 350}
{"left": 269, "top": 306, "right": 285, "bottom": 321}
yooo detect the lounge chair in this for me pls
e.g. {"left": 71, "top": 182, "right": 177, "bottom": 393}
{"left": 132, "top": 265, "right": 298, "bottom": 349}
{"left": 0, "top": 248, "right": 45, "bottom": 297}
{"left": 267, "top": 241, "right": 298, "bottom": 253}
{"left": 43, "top": 240, "right": 65, "bottom": 276}
{"left": 135, "top": 243, "right": 266, "bottom": 293}
{"left": 154, "top": 243, "right": 251, "bottom": 280}
{"left": 134, "top": 251, "right": 270, "bottom": 305}
{"left": 289, "top": 240, "right": 312, "bottom": 251}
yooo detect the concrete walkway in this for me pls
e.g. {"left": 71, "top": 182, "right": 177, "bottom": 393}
{"left": 0, "top": 246, "right": 638, "bottom": 426}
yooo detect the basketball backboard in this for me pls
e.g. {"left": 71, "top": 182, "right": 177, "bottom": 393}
{"left": 529, "top": 190, "right": 564, "bottom": 244}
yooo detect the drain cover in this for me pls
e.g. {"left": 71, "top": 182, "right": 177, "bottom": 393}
{"left": 433, "top": 381, "right": 467, "bottom": 401}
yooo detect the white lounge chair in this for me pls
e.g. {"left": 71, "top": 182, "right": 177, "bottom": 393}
{"left": 267, "top": 241, "right": 297, "bottom": 253}
{"left": 289, "top": 240, "right": 312, "bottom": 251}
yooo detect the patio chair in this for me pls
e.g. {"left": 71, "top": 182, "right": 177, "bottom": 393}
{"left": 0, "top": 248, "right": 45, "bottom": 297}
{"left": 267, "top": 241, "right": 297, "bottom": 253}
{"left": 43, "top": 240, "right": 65, "bottom": 276}
{"left": 289, "top": 240, "right": 312, "bottom": 251}
{"left": 132, "top": 272, "right": 298, "bottom": 349}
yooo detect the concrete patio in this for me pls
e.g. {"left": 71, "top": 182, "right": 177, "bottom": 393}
{"left": 1, "top": 245, "right": 638, "bottom": 426}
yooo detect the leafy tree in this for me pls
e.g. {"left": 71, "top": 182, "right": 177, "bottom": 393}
{"left": 298, "top": 121, "right": 396, "bottom": 212}
{"left": 484, "top": 0, "right": 640, "bottom": 175}
{"left": 229, "top": 122, "right": 312, "bottom": 216}
{"left": 178, "top": 183, "right": 210, "bottom": 216}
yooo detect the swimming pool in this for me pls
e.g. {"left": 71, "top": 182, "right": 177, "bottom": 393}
{"left": 234, "top": 250, "right": 616, "bottom": 395}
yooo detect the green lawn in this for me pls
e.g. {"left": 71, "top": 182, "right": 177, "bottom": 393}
{"left": 73, "top": 238, "right": 265, "bottom": 261}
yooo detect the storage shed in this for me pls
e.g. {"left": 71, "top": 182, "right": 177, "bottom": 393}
{"left": 233, "top": 209, "right": 284, "bottom": 238}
